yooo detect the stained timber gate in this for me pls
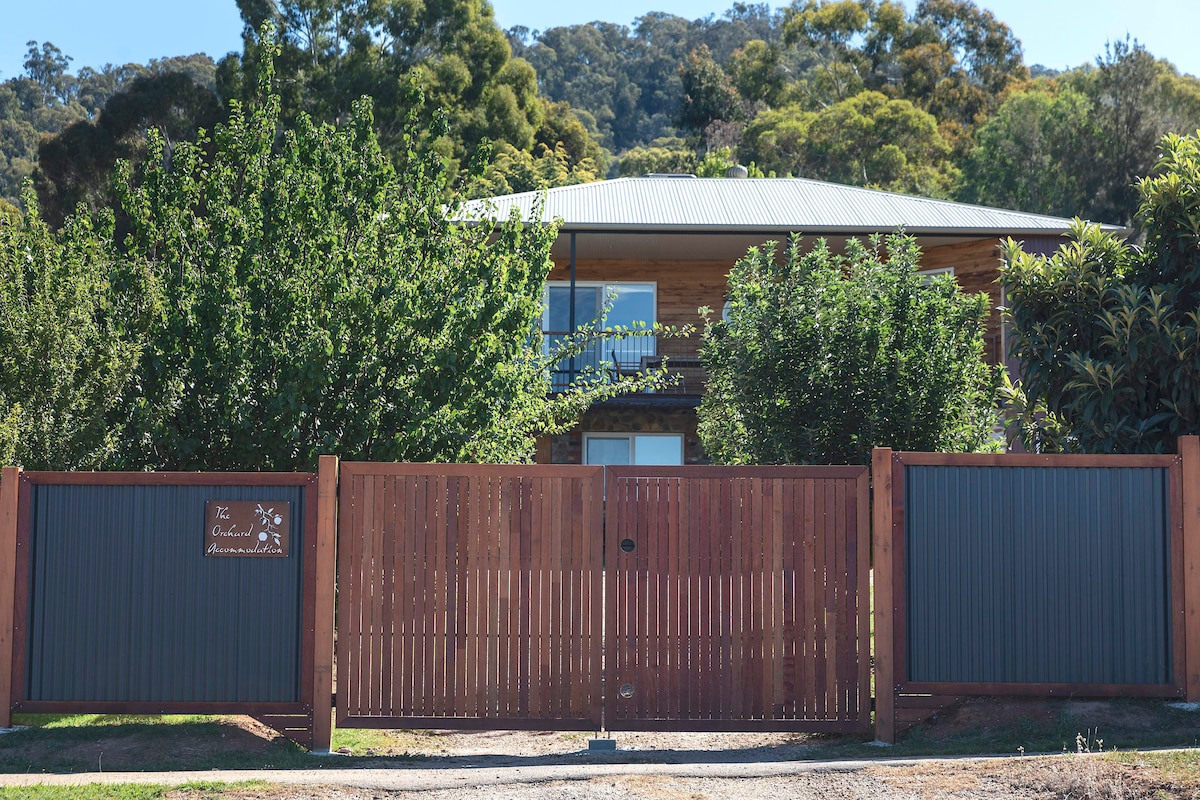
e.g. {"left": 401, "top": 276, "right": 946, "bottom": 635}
{"left": 335, "top": 463, "right": 871, "bottom": 733}
{"left": 606, "top": 466, "right": 871, "bottom": 732}
{"left": 335, "top": 463, "right": 605, "bottom": 730}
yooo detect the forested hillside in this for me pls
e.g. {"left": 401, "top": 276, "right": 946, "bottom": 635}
{"left": 4, "top": 0, "right": 1200, "bottom": 227}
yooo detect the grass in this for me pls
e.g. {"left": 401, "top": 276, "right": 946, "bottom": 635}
{"left": 328, "top": 727, "right": 436, "bottom": 756}
{"left": 1112, "top": 748, "right": 1200, "bottom": 780}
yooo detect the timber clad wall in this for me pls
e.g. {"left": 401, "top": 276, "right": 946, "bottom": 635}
{"left": 548, "top": 259, "right": 730, "bottom": 332}
{"left": 549, "top": 237, "right": 1007, "bottom": 366}
{"left": 919, "top": 239, "right": 1004, "bottom": 345}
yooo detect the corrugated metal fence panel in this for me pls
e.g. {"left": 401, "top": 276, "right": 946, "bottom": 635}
{"left": 27, "top": 483, "right": 306, "bottom": 703}
{"left": 336, "top": 463, "right": 604, "bottom": 729}
{"left": 905, "top": 465, "right": 1172, "bottom": 685}
{"left": 606, "top": 466, "right": 871, "bottom": 732}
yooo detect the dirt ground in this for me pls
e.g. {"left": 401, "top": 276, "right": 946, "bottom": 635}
{"left": 145, "top": 754, "right": 1200, "bottom": 800}
{"left": 6, "top": 698, "right": 1200, "bottom": 798}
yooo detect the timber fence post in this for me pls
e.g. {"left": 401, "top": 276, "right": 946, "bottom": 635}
{"left": 0, "top": 470, "right": 16, "bottom": 734}
{"left": 313, "top": 455, "right": 339, "bottom": 752}
{"left": 1181, "top": 436, "right": 1200, "bottom": 702}
{"left": 871, "top": 448, "right": 895, "bottom": 743}
{"left": 0, "top": 468, "right": 19, "bottom": 730}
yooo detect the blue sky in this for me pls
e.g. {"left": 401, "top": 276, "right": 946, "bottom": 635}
{"left": 1, "top": 0, "right": 1195, "bottom": 82}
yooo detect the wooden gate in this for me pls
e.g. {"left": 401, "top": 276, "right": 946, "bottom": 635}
{"left": 605, "top": 466, "right": 871, "bottom": 732}
{"left": 335, "top": 463, "right": 604, "bottom": 730}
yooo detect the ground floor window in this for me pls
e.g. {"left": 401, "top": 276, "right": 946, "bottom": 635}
{"left": 583, "top": 433, "right": 683, "bottom": 465}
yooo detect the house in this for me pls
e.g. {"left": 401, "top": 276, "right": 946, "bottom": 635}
{"left": 465, "top": 174, "right": 1116, "bottom": 466}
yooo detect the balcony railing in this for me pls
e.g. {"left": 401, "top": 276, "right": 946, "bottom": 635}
{"left": 543, "top": 330, "right": 706, "bottom": 395}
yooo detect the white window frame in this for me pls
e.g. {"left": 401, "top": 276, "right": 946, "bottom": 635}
{"left": 918, "top": 266, "right": 955, "bottom": 285}
{"left": 582, "top": 432, "right": 684, "bottom": 465}
{"left": 543, "top": 281, "right": 658, "bottom": 331}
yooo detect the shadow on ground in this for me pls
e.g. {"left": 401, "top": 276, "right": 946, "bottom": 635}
{"left": 1, "top": 698, "right": 1198, "bottom": 775}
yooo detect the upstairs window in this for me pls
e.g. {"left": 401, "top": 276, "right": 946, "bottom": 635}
{"left": 543, "top": 282, "right": 657, "bottom": 382}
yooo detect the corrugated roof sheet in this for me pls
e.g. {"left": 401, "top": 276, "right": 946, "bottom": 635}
{"left": 462, "top": 176, "right": 1119, "bottom": 235}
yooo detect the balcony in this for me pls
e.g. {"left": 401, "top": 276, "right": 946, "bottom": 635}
{"left": 543, "top": 330, "right": 706, "bottom": 395}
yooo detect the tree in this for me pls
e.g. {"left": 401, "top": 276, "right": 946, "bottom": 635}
{"left": 21, "top": 41, "right": 74, "bottom": 107}
{"left": 114, "top": 38, "right": 661, "bottom": 470}
{"left": 698, "top": 233, "right": 996, "bottom": 465}
{"left": 1059, "top": 38, "right": 1199, "bottom": 227}
{"left": 678, "top": 45, "right": 745, "bottom": 144}
{"left": 34, "top": 72, "right": 223, "bottom": 227}
{"left": 617, "top": 136, "right": 699, "bottom": 175}
{"left": 782, "top": 0, "right": 872, "bottom": 106}
{"left": 742, "top": 90, "right": 956, "bottom": 195}
{"left": 0, "top": 187, "right": 155, "bottom": 469}
{"left": 0, "top": 45, "right": 218, "bottom": 209}
{"left": 1000, "top": 131, "right": 1200, "bottom": 454}
{"left": 222, "top": 0, "right": 602, "bottom": 182}
{"left": 956, "top": 83, "right": 1096, "bottom": 216}
{"left": 728, "top": 39, "right": 790, "bottom": 107}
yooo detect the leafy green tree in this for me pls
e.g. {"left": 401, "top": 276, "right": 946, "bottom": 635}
{"left": 1059, "top": 38, "right": 1200, "bottom": 227}
{"left": 511, "top": 8, "right": 786, "bottom": 155}
{"left": 223, "top": 0, "right": 600, "bottom": 182}
{"left": 1000, "top": 132, "right": 1200, "bottom": 453}
{"left": 0, "top": 86, "right": 40, "bottom": 207}
{"left": 695, "top": 146, "right": 766, "bottom": 176}
{"left": 959, "top": 40, "right": 1200, "bottom": 224}
{"left": 678, "top": 44, "right": 745, "bottom": 143}
{"left": 115, "top": 40, "right": 659, "bottom": 470}
{"left": 957, "top": 83, "right": 1096, "bottom": 216}
{"left": 728, "top": 39, "right": 790, "bottom": 107}
{"left": 699, "top": 233, "right": 996, "bottom": 464}
{"left": 20, "top": 41, "right": 74, "bottom": 106}
{"left": 34, "top": 72, "right": 223, "bottom": 227}
{"left": 0, "top": 45, "right": 217, "bottom": 209}
{"left": 467, "top": 140, "right": 604, "bottom": 197}
{"left": 743, "top": 90, "right": 956, "bottom": 195}
{"left": 782, "top": 0, "right": 872, "bottom": 106}
{"left": 616, "top": 136, "right": 699, "bottom": 176}
{"left": 0, "top": 188, "right": 155, "bottom": 469}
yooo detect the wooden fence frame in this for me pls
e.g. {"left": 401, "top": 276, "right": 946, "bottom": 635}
{"left": 0, "top": 467, "right": 336, "bottom": 752}
{"left": 873, "top": 442, "right": 1200, "bottom": 743}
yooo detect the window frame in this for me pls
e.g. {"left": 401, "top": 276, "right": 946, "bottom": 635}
{"left": 917, "top": 266, "right": 955, "bottom": 285}
{"left": 542, "top": 281, "right": 658, "bottom": 332}
{"left": 582, "top": 432, "right": 684, "bottom": 466}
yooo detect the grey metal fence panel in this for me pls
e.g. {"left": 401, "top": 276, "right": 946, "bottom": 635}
{"left": 905, "top": 465, "right": 1172, "bottom": 685}
{"left": 27, "top": 484, "right": 305, "bottom": 703}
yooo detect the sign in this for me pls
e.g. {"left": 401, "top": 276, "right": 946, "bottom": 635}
{"left": 204, "top": 501, "right": 291, "bottom": 557}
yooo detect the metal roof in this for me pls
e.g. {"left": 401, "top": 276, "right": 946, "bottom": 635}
{"left": 462, "top": 176, "right": 1121, "bottom": 236}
